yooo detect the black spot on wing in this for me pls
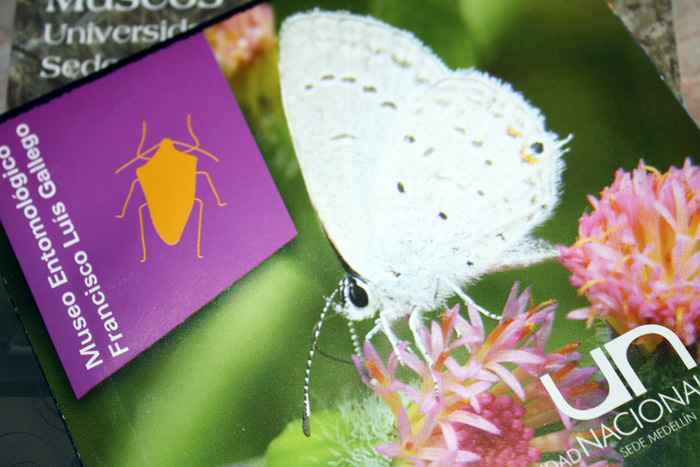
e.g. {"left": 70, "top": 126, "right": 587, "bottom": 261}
{"left": 330, "top": 134, "right": 359, "bottom": 141}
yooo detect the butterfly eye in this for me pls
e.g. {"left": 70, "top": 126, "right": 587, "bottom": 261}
{"left": 530, "top": 142, "right": 544, "bottom": 154}
{"left": 347, "top": 277, "right": 369, "bottom": 308}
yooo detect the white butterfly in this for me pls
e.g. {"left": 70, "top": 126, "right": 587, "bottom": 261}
{"left": 278, "top": 10, "right": 568, "bottom": 433}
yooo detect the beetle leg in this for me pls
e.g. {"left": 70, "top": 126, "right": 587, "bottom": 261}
{"left": 197, "top": 171, "right": 227, "bottom": 206}
{"left": 117, "top": 178, "right": 141, "bottom": 218}
{"left": 115, "top": 154, "right": 151, "bottom": 173}
{"left": 176, "top": 138, "right": 218, "bottom": 160}
{"left": 194, "top": 197, "right": 203, "bottom": 258}
{"left": 138, "top": 202, "right": 149, "bottom": 262}
{"left": 178, "top": 143, "right": 219, "bottom": 161}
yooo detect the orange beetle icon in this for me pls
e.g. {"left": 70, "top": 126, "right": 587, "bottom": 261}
{"left": 116, "top": 114, "right": 227, "bottom": 261}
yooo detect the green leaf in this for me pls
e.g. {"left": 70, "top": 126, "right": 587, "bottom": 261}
{"left": 266, "top": 401, "right": 394, "bottom": 467}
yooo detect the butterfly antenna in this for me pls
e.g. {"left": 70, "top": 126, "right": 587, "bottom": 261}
{"left": 302, "top": 289, "right": 338, "bottom": 437}
{"left": 347, "top": 320, "right": 363, "bottom": 360}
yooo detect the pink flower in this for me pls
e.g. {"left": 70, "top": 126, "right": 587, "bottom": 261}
{"left": 205, "top": 4, "right": 277, "bottom": 77}
{"left": 559, "top": 159, "right": 700, "bottom": 350}
{"left": 354, "top": 284, "right": 609, "bottom": 466}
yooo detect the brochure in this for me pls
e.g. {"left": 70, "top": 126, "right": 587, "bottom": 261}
{"left": 1, "top": 1, "right": 700, "bottom": 466}
{"left": 5, "top": 0, "right": 248, "bottom": 109}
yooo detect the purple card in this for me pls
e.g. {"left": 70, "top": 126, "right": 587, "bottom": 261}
{"left": 0, "top": 33, "right": 296, "bottom": 398}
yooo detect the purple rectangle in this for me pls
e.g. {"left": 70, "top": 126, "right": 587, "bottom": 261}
{"left": 0, "top": 33, "right": 296, "bottom": 398}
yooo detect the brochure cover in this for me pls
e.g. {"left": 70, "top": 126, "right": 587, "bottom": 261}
{"left": 5, "top": 0, "right": 248, "bottom": 109}
{"left": 1, "top": 1, "right": 700, "bottom": 466}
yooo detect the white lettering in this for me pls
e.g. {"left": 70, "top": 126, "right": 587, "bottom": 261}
{"left": 541, "top": 324, "right": 698, "bottom": 420}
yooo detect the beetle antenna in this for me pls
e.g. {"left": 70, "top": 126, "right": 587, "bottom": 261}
{"left": 115, "top": 121, "right": 151, "bottom": 173}
{"left": 138, "top": 121, "right": 147, "bottom": 156}
{"left": 186, "top": 113, "right": 199, "bottom": 149}
{"left": 302, "top": 288, "right": 338, "bottom": 437}
{"left": 175, "top": 113, "right": 220, "bottom": 161}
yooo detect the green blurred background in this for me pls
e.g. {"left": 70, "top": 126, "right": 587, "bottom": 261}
{"left": 3, "top": 0, "right": 700, "bottom": 465}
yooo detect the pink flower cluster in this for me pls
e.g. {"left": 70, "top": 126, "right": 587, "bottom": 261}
{"left": 354, "top": 284, "right": 613, "bottom": 466}
{"left": 205, "top": 4, "right": 277, "bottom": 77}
{"left": 559, "top": 159, "right": 700, "bottom": 349}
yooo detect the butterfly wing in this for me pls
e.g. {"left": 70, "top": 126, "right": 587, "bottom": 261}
{"left": 373, "top": 72, "right": 566, "bottom": 303}
{"left": 280, "top": 11, "right": 568, "bottom": 312}
{"left": 279, "top": 11, "right": 450, "bottom": 280}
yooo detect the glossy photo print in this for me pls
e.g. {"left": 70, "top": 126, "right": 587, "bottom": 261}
{"left": 1, "top": 1, "right": 700, "bottom": 466}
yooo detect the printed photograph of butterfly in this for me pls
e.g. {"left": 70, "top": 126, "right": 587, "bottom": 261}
{"left": 278, "top": 10, "right": 570, "bottom": 435}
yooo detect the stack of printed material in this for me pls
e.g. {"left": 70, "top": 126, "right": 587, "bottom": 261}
{"left": 1, "top": 1, "right": 699, "bottom": 466}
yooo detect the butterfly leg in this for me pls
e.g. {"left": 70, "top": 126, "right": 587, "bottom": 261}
{"left": 409, "top": 309, "right": 440, "bottom": 398}
{"left": 365, "top": 321, "right": 382, "bottom": 342}
{"left": 408, "top": 310, "right": 434, "bottom": 366}
{"left": 365, "top": 312, "right": 406, "bottom": 364}
{"left": 366, "top": 311, "right": 440, "bottom": 396}
{"left": 439, "top": 275, "right": 502, "bottom": 321}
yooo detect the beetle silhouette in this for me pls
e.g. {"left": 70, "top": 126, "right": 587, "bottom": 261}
{"left": 116, "top": 114, "right": 227, "bottom": 261}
